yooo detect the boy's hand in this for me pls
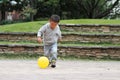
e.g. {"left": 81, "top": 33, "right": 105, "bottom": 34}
{"left": 59, "top": 37, "right": 62, "bottom": 41}
{"left": 58, "top": 38, "right": 62, "bottom": 43}
{"left": 37, "top": 37, "right": 42, "bottom": 43}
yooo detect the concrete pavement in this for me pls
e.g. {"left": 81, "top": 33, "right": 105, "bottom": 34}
{"left": 0, "top": 60, "right": 120, "bottom": 80}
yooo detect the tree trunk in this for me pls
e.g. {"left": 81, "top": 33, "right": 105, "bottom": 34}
{"left": 30, "top": 0, "right": 34, "bottom": 21}
{"left": 1, "top": 3, "right": 6, "bottom": 21}
{"left": 95, "top": 0, "right": 119, "bottom": 18}
{"left": 30, "top": 13, "right": 33, "bottom": 21}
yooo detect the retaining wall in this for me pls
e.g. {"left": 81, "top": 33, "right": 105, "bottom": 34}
{"left": 0, "top": 44, "right": 120, "bottom": 59}
{"left": 0, "top": 32, "right": 120, "bottom": 43}
{"left": 0, "top": 24, "right": 120, "bottom": 59}
{"left": 60, "top": 24, "right": 120, "bottom": 33}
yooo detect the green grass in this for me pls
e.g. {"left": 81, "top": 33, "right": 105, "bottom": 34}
{"left": 0, "top": 19, "right": 120, "bottom": 32}
{"left": 0, "top": 53, "right": 120, "bottom": 61}
{"left": 0, "top": 21, "right": 47, "bottom": 32}
{"left": 0, "top": 41, "right": 81, "bottom": 46}
{"left": 0, "top": 41, "right": 120, "bottom": 47}
{"left": 63, "top": 31, "right": 120, "bottom": 35}
{"left": 0, "top": 41, "right": 39, "bottom": 45}
{"left": 0, "top": 53, "right": 40, "bottom": 60}
{"left": 60, "top": 19, "right": 120, "bottom": 24}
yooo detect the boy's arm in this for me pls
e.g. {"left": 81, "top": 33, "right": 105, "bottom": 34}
{"left": 37, "top": 25, "right": 46, "bottom": 43}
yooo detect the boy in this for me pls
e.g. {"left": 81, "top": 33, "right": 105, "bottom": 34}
{"left": 37, "top": 15, "right": 62, "bottom": 68}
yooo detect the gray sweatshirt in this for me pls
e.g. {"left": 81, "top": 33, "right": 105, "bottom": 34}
{"left": 37, "top": 23, "right": 62, "bottom": 45}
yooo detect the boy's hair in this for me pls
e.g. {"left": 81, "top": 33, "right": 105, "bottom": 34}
{"left": 50, "top": 15, "right": 60, "bottom": 23}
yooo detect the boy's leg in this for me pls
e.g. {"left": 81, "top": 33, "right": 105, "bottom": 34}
{"left": 44, "top": 43, "right": 58, "bottom": 68}
{"left": 50, "top": 43, "right": 58, "bottom": 68}
{"left": 44, "top": 45, "right": 51, "bottom": 61}
{"left": 50, "top": 43, "right": 58, "bottom": 61}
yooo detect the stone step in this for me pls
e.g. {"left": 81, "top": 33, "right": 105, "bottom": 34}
{"left": 0, "top": 44, "right": 120, "bottom": 59}
{"left": 0, "top": 32, "right": 120, "bottom": 44}
{"left": 60, "top": 24, "right": 120, "bottom": 33}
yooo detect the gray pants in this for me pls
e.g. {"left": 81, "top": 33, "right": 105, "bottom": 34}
{"left": 44, "top": 43, "right": 58, "bottom": 62}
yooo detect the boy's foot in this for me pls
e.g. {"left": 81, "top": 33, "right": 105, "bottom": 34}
{"left": 49, "top": 61, "right": 51, "bottom": 66}
{"left": 51, "top": 60, "right": 56, "bottom": 68}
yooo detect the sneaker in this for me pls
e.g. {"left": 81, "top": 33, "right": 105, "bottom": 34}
{"left": 51, "top": 60, "right": 56, "bottom": 68}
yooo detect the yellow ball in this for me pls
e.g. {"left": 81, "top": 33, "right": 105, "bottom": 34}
{"left": 37, "top": 56, "right": 49, "bottom": 69}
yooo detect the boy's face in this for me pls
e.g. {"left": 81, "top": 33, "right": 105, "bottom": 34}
{"left": 49, "top": 20, "right": 58, "bottom": 29}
